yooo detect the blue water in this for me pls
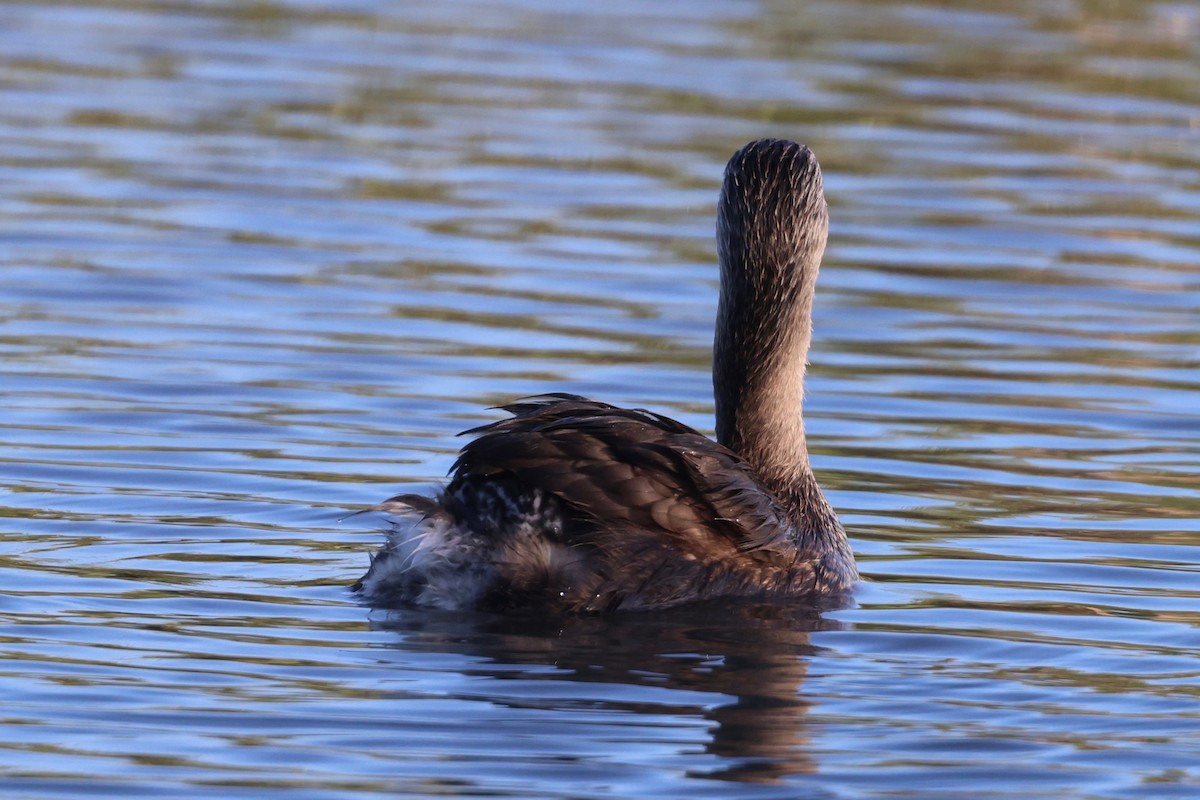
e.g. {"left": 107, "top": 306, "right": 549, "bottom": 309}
{"left": 2, "top": 1, "right": 1199, "bottom": 797}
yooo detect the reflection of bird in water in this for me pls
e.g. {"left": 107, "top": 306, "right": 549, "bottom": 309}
{"left": 356, "top": 139, "right": 857, "bottom": 612}
{"left": 369, "top": 601, "right": 834, "bottom": 783}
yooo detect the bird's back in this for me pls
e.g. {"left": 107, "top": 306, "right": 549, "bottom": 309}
{"left": 357, "top": 394, "right": 847, "bottom": 612}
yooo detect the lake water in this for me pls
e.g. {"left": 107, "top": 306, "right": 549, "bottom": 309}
{"left": 2, "top": 1, "right": 1199, "bottom": 797}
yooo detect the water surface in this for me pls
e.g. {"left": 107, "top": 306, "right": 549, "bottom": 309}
{"left": 2, "top": 1, "right": 1199, "bottom": 798}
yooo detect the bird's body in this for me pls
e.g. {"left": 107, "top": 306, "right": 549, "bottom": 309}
{"left": 355, "top": 139, "right": 857, "bottom": 612}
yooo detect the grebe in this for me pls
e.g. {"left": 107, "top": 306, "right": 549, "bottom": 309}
{"left": 354, "top": 139, "right": 857, "bottom": 612}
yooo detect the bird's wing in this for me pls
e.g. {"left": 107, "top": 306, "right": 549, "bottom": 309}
{"left": 450, "top": 395, "right": 797, "bottom": 558}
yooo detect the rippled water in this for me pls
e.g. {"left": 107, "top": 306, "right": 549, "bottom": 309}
{"left": 2, "top": 1, "right": 1199, "bottom": 797}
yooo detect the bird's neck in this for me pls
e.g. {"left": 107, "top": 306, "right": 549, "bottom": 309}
{"left": 713, "top": 286, "right": 814, "bottom": 497}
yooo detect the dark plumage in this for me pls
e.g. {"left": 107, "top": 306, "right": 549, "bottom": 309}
{"left": 355, "top": 139, "right": 857, "bottom": 612}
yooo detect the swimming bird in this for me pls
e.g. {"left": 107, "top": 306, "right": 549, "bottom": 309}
{"left": 354, "top": 138, "right": 857, "bottom": 612}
